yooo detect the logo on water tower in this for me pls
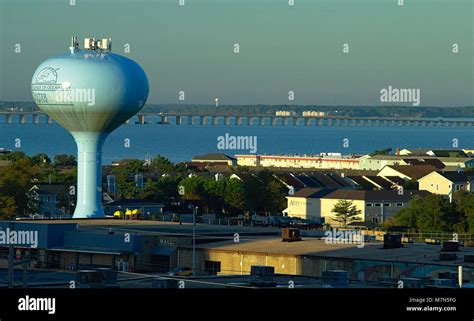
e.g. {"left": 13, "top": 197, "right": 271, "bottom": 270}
{"left": 35, "top": 67, "right": 59, "bottom": 84}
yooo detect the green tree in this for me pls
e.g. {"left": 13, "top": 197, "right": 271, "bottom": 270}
{"left": 53, "top": 154, "right": 77, "bottom": 167}
{"left": 0, "top": 151, "right": 28, "bottom": 162}
{"left": 151, "top": 155, "right": 175, "bottom": 173}
{"left": 178, "top": 176, "right": 206, "bottom": 202}
{"left": 0, "top": 158, "right": 39, "bottom": 216}
{"left": 242, "top": 170, "right": 286, "bottom": 214}
{"left": 395, "top": 194, "right": 460, "bottom": 232}
{"left": 369, "top": 148, "right": 392, "bottom": 156}
{"left": 156, "top": 175, "right": 182, "bottom": 204}
{"left": 455, "top": 192, "right": 474, "bottom": 233}
{"left": 224, "top": 179, "right": 246, "bottom": 214}
{"left": 139, "top": 178, "right": 158, "bottom": 200}
{"left": 331, "top": 200, "right": 362, "bottom": 227}
{"left": 0, "top": 196, "right": 18, "bottom": 219}
{"left": 113, "top": 159, "right": 147, "bottom": 198}
{"left": 31, "top": 153, "right": 51, "bottom": 166}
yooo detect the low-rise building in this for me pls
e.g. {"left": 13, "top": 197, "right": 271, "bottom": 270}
{"left": 236, "top": 154, "right": 360, "bottom": 170}
{"left": 377, "top": 165, "right": 437, "bottom": 181}
{"left": 346, "top": 175, "right": 398, "bottom": 190}
{"left": 286, "top": 188, "right": 430, "bottom": 225}
{"left": 192, "top": 153, "right": 236, "bottom": 166}
{"left": 418, "top": 171, "right": 474, "bottom": 195}
{"left": 2, "top": 220, "right": 473, "bottom": 286}
{"left": 29, "top": 183, "right": 71, "bottom": 216}
{"left": 400, "top": 158, "right": 445, "bottom": 169}
{"left": 359, "top": 154, "right": 474, "bottom": 171}
{"left": 398, "top": 148, "right": 469, "bottom": 158}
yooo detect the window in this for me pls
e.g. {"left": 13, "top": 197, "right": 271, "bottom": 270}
{"left": 366, "top": 203, "right": 373, "bottom": 207}
{"left": 374, "top": 203, "right": 381, "bottom": 207}
{"left": 384, "top": 203, "right": 391, "bottom": 207}
{"left": 396, "top": 203, "right": 403, "bottom": 207}
{"left": 372, "top": 217, "right": 379, "bottom": 223}
{"left": 205, "top": 261, "right": 221, "bottom": 275}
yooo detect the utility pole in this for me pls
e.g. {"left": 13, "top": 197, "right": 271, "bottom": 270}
{"left": 22, "top": 252, "right": 29, "bottom": 288}
{"left": 6, "top": 221, "right": 30, "bottom": 288}
{"left": 7, "top": 221, "right": 15, "bottom": 288}
{"left": 192, "top": 206, "right": 197, "bottom": 276}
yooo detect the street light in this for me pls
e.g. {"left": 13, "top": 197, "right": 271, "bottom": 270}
{"left": 188, "top": 204, "right": 198, "bottom": 276}
{"left": 7, "top": 220, "right": 15, "bottom": 288}
{"left": 192, "top": 206, "right": 198, "bottom": 276}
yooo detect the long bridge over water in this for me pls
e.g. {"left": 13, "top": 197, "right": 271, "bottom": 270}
{"left": 1, "top": 111, "right": 474, "bottom": 127}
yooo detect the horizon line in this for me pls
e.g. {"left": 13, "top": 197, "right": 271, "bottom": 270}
{"left": 1, "top": 100, "right": 473, "bottom": 109}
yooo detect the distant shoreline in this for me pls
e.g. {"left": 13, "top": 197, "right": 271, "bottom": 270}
{"left": 2, "top": 101, "right": 474, "bottom": 119}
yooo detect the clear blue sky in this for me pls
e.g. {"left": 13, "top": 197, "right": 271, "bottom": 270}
{"left": 0, "top": 0, "right": 472, "bottom": 106}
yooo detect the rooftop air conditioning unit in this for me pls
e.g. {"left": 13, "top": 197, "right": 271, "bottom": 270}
{"left": 322, "top": 270, "right": 348, "bottom": 288}
{"left": 282, "top": 227, "right": 301, "bottom": 242}
{"left": 439, "top": 253, "right": 457, "bottom": 261}
{"left": 76, "top": 270, "right": 102, "bottom": 287}
{"left": 383, "top": 234, "right": 403, "bottom": 249}
{"left": 250, "top": 265, "right": 276, "bottom": 287}
{"left": 442, "top": 241, "right": 459, "bottom": 252}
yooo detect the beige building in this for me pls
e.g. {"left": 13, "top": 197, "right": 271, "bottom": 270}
{"left": 418, "top": 171, "right": 474, "bottom": 195}
{"left": 236, "top": 154, "right": 360, "bottom": 170}
{"left": 285, "top": 189, "right": 332, "bottom": 221}
{"left": 275, "top": 110, "right": 296, "bottom": 116}
{"left": 286, "top": 188, "right": 430, "bottom": 225}
{"left": 175, "top": 238, "right": 474, "bottom": 282}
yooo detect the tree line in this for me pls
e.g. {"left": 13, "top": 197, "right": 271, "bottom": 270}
{"left": 0, "top": 152, "right": 287, "bottom": 219}
{"left": 385, "top": 193, "right": 474, "bottom": 233}
{"left": 4, "top": 101, "right": 474, "bottom": 118}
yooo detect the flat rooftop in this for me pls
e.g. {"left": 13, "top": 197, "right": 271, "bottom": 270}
{"left": 192, "top": 237, "right": 474, "bottom": 268}
{"left": 9, "top": 219, "right": 279, "bottom": 236}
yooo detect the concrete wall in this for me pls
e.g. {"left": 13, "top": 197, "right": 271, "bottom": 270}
{"left": 177, "top": 248, "right": 299, "bottom": 275}
{"left": 177, "top": 247, "right": 474, "bottom": 283}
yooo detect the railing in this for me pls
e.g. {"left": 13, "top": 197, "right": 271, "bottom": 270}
{"left": 399, "top": 232, "right": 473, "bottom": 244}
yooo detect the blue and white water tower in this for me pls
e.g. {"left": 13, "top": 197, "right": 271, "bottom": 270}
{"left": 31, "top": 37, "right": 149, "bottom": 218}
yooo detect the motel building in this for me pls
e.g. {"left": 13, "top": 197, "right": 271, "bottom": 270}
{"left": 285, "top": 188, "right": 430, "bottom": 226}
{"left": 236, "top": 154, "right": 360, "bottom": 170}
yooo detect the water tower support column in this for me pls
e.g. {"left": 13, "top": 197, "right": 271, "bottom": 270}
{"left": 72, "top": 131, "right": 108, "bottom": 218}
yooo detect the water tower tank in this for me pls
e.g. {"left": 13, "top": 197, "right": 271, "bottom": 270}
{"left": 31, "top": 37, "right": 149, "bottom": 218}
